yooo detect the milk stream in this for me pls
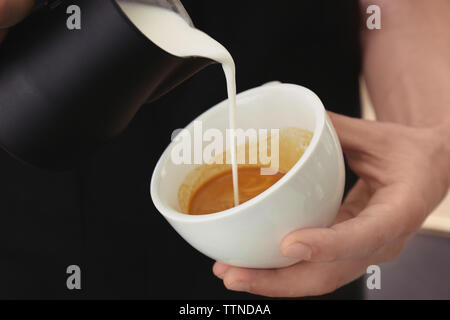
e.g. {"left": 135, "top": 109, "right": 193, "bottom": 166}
{"left": 118, "top": 2, "right": 240, "bottom": 206}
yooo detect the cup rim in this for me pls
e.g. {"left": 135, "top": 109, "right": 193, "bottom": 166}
{"left": 150, "top": 82, "right": 326, "bottom": 223}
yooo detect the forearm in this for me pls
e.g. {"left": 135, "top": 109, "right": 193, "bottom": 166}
{"left": 361, "top": 0, "right": 450, "bottom": 131}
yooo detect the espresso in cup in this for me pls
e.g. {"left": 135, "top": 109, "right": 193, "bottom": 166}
{"left": 178, "top": 127, "right": 313, "bottom": 215}
{"left": 188, "top": 167, "right": 285, "bottom": 215}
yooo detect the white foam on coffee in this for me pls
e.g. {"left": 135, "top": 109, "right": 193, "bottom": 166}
{"left": 117, "top": 1, "right": 240, "bottom": 206}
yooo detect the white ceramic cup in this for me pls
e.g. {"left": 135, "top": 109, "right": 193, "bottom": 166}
{"left": 150, "top": 82, "right": 345, "bottom": 268}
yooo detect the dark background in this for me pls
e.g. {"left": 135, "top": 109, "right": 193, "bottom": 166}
{"left": 0, "top": 0, "right": 362, "bottom": 299}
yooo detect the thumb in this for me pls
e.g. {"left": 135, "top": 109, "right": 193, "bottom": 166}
{"left": 0, "top": 0, "right": 34, "bottom": 28}
{"left": 280, "top": 182, "right": 410, "bottom": 262}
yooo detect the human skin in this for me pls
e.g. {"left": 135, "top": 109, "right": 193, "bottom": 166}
{"left": 213, "top": 0, "right": 450, "bottom": 297}
{"left": 1, "top": 0, "right": 449, "bottom": 299}
{"left": 0, "top": 0, "right": 34, "bottom": 41}
{"left": 0, "top": 0, "right": 34, "bottom": 28}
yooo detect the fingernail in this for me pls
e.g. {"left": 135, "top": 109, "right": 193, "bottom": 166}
{"left": 228, "top": 281, "right": 251, "bottom": 292}
{"left": 282, "top": 242, "right": 312, "bottom": 260}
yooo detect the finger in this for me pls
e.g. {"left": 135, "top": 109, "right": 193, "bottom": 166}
{"left": 328, "top": 112, "right": 389, "bottom": 186}
{"left": 218, "top": 258, "right": 368, "bottom": 297}
{"left": 212, "top": 261, "right": 232, "bottom": 279}
{"left": 217, "top": 235, "right": 409, "bottom": 297}
{"left": 327, "top": 111, "right": 386, "bottom": 152}
{"left": 0, "top": 0, "right": 34, "bottom": 28}
{"left": 281, "top": 179, "right": 370, "bottom": 260}
{"left": 280, "top": 183, "right": 412, "bottom": 262}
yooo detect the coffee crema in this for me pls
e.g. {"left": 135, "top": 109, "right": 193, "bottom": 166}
{"left": 178, "top": 127, "right": 313, "bottom": 215}
{"left": 188, "top": 167, "right": 285, "bottom": 215}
